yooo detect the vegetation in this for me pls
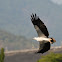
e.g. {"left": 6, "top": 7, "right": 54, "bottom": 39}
{"left": 38, "top": 52, "right": 62, "bottom": 62}
{"left": 0, "top": 30, "right": 38, "bottom": 50}
{"left": 0, "top": 48, "right": 5, "bottom": 62}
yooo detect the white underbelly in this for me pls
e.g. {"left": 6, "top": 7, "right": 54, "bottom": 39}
{"left": 33, "top": 37, "right": 50, "bottom": 42}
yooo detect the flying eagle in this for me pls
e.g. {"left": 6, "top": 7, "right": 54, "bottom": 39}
{"left": 31, "top": 14, "right": 56, "bottom": 53}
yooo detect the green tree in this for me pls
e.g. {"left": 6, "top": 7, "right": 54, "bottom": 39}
{"left": 0, "top": 48, "right": 5, "bottom": 62}
{"left": 38, "top": 52, "right": 62, "bottom": 62}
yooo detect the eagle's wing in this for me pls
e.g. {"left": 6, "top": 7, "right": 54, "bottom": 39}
{"left": 37, "top": 41, "right": 50, "bottom": 53}
{"left": 31, "top": 14, "right": 49, "bottom": 37}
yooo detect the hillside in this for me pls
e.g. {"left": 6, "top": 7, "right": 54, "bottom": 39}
{"left": 0, "top": 30, "right": 38, "bottom": 51}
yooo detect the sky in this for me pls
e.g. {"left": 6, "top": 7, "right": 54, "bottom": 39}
{"left": 51, "top": 0, "right": 62, "bottom": 5}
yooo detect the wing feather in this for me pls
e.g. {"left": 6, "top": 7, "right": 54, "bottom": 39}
{"left": 31, "top": 14, "right": 49, "bottom": 37}
{"left": 37, "top": 41, "right": 50, "bottom": 53}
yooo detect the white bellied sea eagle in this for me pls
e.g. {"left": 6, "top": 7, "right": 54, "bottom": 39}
{"left": 30, "top": 14, "right": 56, "bottom": 53}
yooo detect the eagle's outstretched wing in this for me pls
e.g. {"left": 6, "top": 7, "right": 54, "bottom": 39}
{"left": 31, "top": 14, "right": 49, "bottom": 37}
{"left": 37, "top": 41, "right": 50, "bottom": 53}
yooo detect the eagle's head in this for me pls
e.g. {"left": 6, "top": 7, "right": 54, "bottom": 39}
{"left": 50, "top": 38, "right": 56, "bottom": 44}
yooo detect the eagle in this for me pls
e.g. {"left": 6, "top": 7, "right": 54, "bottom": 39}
{"left": 30, "top": 14, "right": 56, "bottom": 54}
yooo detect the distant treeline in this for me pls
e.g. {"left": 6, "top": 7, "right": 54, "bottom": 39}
{"left": 0, "top": 30, "right": 38, "bottom": 51}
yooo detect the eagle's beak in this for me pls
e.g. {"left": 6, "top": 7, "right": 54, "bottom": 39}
{"left": 53, "top": 38, "right": 56, "bottom": 42}
{"left": 49, "top": 38, "right": 56, "bottom": 44}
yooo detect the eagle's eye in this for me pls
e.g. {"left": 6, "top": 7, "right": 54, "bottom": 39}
{"left": 51, "top": 38, "right": 53, "bottom": 42}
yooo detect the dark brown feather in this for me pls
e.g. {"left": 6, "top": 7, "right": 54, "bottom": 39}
{"left": 31, "top": 14, "right": 49, "bottom": 37}
{"left": 37, "top": 42, "right": 50, "bottom": 53}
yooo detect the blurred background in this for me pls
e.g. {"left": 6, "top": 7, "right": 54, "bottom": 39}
{"left": 0, "top": 0, "right": 62, "bottom": 51}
